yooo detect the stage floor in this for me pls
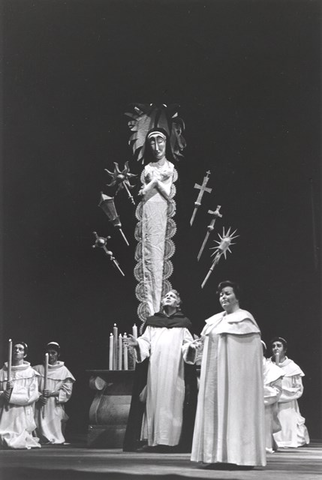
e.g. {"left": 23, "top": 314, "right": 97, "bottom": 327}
{"left": 0, "top": 437, "right": 321, "bottom": 480}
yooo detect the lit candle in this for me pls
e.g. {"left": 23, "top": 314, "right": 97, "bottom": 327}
{"left": 118, "top": 334, "right": 122, "bottom": 370}
{"left": 123, "top": 333, "right": 128, "bottom": 370}
{"left": 7, "top": 339, "right": 12, "bottom": 384}
{"left": 109, "top": 333, "right": 113, "bottom": 370}
{"left": 132, "top": 324, "right": 138, "bottom": 339}
{"left": 113, "top": 324, "right": 118, "bottom": 370}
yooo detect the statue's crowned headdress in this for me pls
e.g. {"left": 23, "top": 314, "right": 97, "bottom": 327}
{"left": 125, "top": 103, "right": 186, "bottom": 164}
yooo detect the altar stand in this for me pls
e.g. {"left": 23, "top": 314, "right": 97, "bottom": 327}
{"left": 87, "top": 370, "right": 135, "bottom": 448}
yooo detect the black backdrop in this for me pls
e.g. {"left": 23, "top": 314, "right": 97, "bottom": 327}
{"left": 1, "top": 0, "right": 321, "bottom": 439}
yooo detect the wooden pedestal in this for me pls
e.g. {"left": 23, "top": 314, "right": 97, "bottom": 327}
{"left": 87, "top": 370, "right": 134, "bottom": 448}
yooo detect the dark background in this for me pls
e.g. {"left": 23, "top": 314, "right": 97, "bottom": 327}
{"left": 1, "top": 0, "right": 321, "bottom": 439}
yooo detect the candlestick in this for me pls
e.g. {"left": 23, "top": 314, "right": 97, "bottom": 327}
{"left": 275, "top": 352, "right": 280, "bottom": 366}
{"left": 118, "top": 334, "right": 122, "bottom": 370}
{"left": 5, "top": 338, "right": 13, "bottom": 408}
{"left": 42, "top": 353, "right": 49, "bottom": 419}
{"left": 132, "top": 324, "right": 138, "bottom": 339}
{"left": 123, "top": 334, "right": 128, "bottom": 370}
{"left": 44, "top": 353, "right": 49, "bottom": 391}
{"left": 7, "top": 339, "right": 12, "bottom": 384}
{"left": 109, "top": 333, "right": 114, "bottom": 370}
{"left": 113, "top": 324, "right": 118, "bottom": 370}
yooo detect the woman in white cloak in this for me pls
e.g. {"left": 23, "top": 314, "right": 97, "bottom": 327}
{"left": 189, "top": 281, "right": 266, "bottom": 467}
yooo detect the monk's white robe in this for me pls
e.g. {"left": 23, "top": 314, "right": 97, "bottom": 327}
{"left": 136, "top": 326, "right": 194, "bottom": 446}
{"left": 270, "top": 357, "right": 310, "bottom": 448}
{"left": 0, "top": 361, "right": 40, "bottom": 449}
{"left": 263, "top": 358, "right": 284, "bottom": 452}
{"left": 191, "top": 309, "right": 266, "bottom": 466}
{"left": 33, "top": 362, "right": 75, "bottom": 444}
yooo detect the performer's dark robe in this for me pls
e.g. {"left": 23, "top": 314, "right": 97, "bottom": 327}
{"left": 123, "top": 311, "right": 197, "bottom": 452}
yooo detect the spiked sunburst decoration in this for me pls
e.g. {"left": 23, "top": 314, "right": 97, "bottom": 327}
{"left": 201, "top": 227, "right": 239, "bottom": 288}
{"left": 105, "top": 161, "right": 137, "bottom": 205}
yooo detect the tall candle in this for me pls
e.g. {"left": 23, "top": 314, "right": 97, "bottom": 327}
{"left": 123, "top": 333, "right": 128, "bottom": 370}
{"left": 44, "top": 353, "right": 49, "bottom": 391}
{"left": 132, "top": 324, "right": 138, "bottom": 339}
{"left": 118, "top": 334, "right": 122, "bottom": 370}
{"left": 113, "top": 324, "right": 118, "bottom": 370}
{"left": 7, "top": 339, "right": 12, "bottom": 383}
{"left": 42, "top": 353, "right": 49, "bottom": 419}
{"left": 275, "top": 352, "right": 280, "bottom": 366}
{"left": 109, "top": 333, "right": 113, "bottom": 370}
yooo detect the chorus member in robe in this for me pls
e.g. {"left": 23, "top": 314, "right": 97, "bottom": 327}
{"left": 262, "top": 341, "right": 285, "bottom": 453}
{"left": 190, "top": 280, "right": 266, "bottom": 468}
{"left": 269, "top": 337, "right": 309, "bottom": 448}
{"left": 0, "top": 342, "right": 41, "bottom": 449}
{"left": 34, "top": 342, "right": 75, "bottom": 445}
{"left": 124, "top": 289, "right": 197, "bottom": 451}
{"left": 135, "top": 128, "right": 177, "bottom": 320}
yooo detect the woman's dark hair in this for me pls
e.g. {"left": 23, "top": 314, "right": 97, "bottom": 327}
{"left": 46, "top": 342, "right": 60, "bottom": 354}
{"left": 270, "top": 336, "right": 288, "bottom": 352}
{"left": 144, "top": 128, "right": 175, "bottom": 164}
{"left": 216, "top": 280, "right": 241, "bottom": 301}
